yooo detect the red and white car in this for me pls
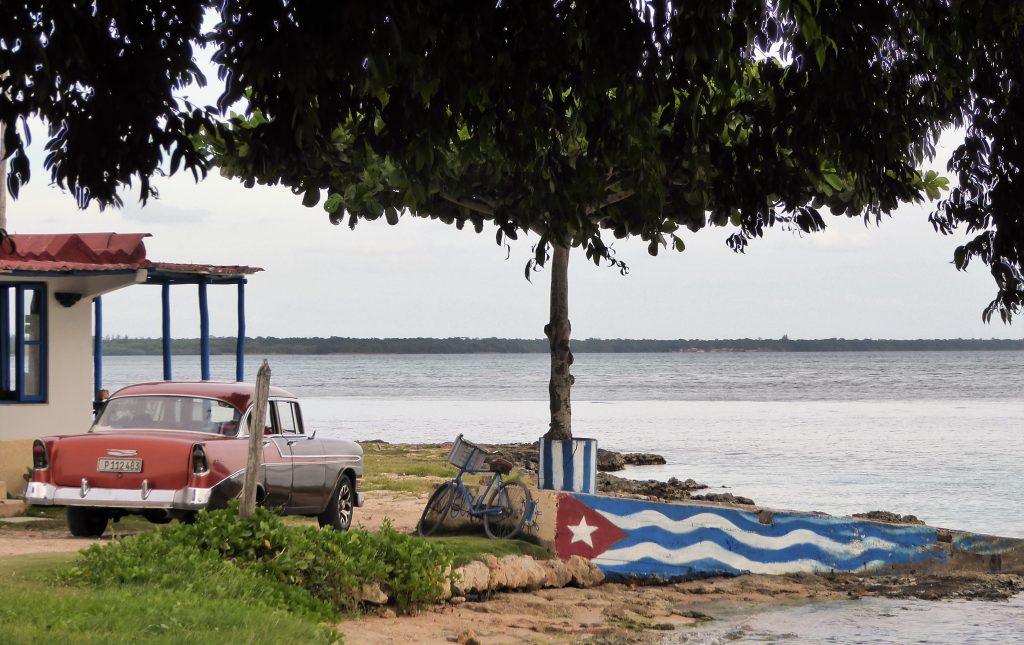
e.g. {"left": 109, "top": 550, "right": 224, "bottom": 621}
{"left": 24, "top": 381, "right": 364, "bottom": 537}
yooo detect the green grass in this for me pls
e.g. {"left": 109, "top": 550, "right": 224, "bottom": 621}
{"left": 360, "top": 475, "right": 441, "bottom": 494}
{"left": 429, "top": 535, "right": 552, "bottom": 568}
{"left": 361, "top": 443, "right": 455, "bottom": 476}
{"left": 359, "top": 442, "right": 458, "bottom": 493}
{"left": 0, "top": 553, "right": 340, "bottom": 644}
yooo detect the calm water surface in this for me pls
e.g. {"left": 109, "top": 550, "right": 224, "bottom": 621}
{"left": 104, "top": 351, "right": 1024, "bottom": 644}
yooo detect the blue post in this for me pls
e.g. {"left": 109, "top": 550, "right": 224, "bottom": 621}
{"left": 161, "top": 284, "right": 172, "bottom": 381}
{"left": 236, "top": 281, "right": 246, "bottom": 382}
{"left": 0, "top": 287, "right": 9, "bottom": 392}
{"left": 93, "top": 297, "right": 103, "bottom": 396}
{"left": 199, "top": 281, "right": 210, "bottom": 381}
{"left": 14, "top": 286, "right": 23, "bottom": 398}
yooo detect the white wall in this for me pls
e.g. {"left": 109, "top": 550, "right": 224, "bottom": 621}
{"left": 1, "top": 274, "right": 138, "bottom": 441}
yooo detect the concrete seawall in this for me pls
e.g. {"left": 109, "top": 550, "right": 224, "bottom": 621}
{"left": 526, "top": 491, "right": 1024, "bottom": 580}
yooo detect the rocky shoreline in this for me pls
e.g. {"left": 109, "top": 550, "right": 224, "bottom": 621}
{"left": 484, "top": 442, "right": 757, "bottom": 505}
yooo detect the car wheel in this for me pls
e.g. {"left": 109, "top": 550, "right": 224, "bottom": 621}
{"left": 318, "top": 474, "right": 354, "bottom": 531}
{"left": 67, "top": 507, "right": 109, "bottom": 537}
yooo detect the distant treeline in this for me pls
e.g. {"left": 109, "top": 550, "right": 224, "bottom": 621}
{"left": 100, "top": 336, "right": 1024, "bottom": 355}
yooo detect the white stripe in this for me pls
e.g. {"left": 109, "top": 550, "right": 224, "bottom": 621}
{"left": 572, "top": 441, "right": 584, "bottom": 491}
{"left": 550, "top": 440, "right": 564, "bottom": 489}
{"left": 595, "top": 510, "right": 898, "bottom": 557}
{"left": 593, "top": 541, "right": 887, "bottom": 575}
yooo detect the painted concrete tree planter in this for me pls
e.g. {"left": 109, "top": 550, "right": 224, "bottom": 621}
{"left": 537, "top": 437, "right": 598, "bottom": 494}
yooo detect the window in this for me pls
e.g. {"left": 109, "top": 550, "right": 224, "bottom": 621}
{"left": 275, "top": 401, "right": 300, "bottom": 434}
{"left": 92, "top": 396, "right": 242, "bottom": 435}
{"left": 0, "top": 283, "right": 47, "bottom": 403}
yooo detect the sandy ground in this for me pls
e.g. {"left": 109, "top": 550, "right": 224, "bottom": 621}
{"left": 4, "top": 491, "right": 1022, "bottom": 645}
{"left": 0, "top": 490, "right": 419, "bottom": 557}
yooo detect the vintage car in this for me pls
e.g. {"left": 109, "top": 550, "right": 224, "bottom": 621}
{"left": 24, "top": 381, "right": 364, "bottom": 537}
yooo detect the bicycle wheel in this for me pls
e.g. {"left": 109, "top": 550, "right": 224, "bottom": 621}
{"left": 483, "top": 479, "right": 531, "bottom": 539}
{"left": 418, "top": 482, "right": 457, "bottom": 537}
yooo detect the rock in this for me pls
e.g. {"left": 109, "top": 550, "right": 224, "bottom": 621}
{"left": 852, "top": 510, "right": 925, "bottom": 525}
{"left": 597, "top": 473, "right": 709, "bottom": 502}
{"left": 452, "top": 560, "right": 491, "bottom": 595}
{"left": 449, "top": 596, "right": 467, "bottom": 605}
{"left": 356, "top": 582, "right": 389, "bottom": 605}
{"left": 377, "top": 608, "right": 397, "bottom": 619}
{"left": 456, "top": 629, "right": 481, "bottom": 645}
{"left": 622, "top": 453, "right": 667, "bottom": 466}
{"left": 540, "top": 559, "right": 573, "bottom": 588}
{"left": 481, "top": 554, "right": 550, "bottom": 591}
{"left": 563, "top": 555, "right": 605, "bottom": 588}
{"left": 692, "top": 492, "right": 756, "bottom": 506}
{"left": 438, "top": 565, "right": 453, "bottom": 600}
{"left": 496, "top": 555, "right": 531, "bottom": 589}
{"left": 510, "top": 555, "right": 549, "bottom": 590}
{"left": 480, "top": 442, "right": 671, "bottom": 475}
{"left": 597, "top": 449, "right": 626, "bottom": 472}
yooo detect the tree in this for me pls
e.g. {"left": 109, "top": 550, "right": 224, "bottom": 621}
{"left": 2, "top": 2, "right": 1022, "bottom": 439}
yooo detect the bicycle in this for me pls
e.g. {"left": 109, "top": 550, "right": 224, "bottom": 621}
{"left": 417, "top": 434, "right": 534, "bottom": 539}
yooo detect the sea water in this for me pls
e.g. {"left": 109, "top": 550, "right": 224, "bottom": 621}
{"left": 102, "top": 350, "right": 1024, "bottom": 642}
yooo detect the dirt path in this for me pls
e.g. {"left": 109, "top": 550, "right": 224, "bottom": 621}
{"left": 0, "top": 532, "right": 101, "bottom": 557}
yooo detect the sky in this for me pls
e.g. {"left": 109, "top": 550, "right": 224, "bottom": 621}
{"left": 6, "top": 148, "right": 1017, "bottom": 342}
{"left": 3, "top": 38, "right": 1019, "bottom": 341}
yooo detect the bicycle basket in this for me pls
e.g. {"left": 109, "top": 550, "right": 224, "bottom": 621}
{"left": 447, "top": 435, "right": 489, "bottom": 470}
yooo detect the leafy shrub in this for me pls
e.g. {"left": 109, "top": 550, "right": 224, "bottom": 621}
{"left": 62, "top": 504, "right": 454, "bottom": 615}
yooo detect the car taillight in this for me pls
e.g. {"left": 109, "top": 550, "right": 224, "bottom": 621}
{"left": 32, "top": 440, "right": 48, "bottom": 470}
{"left": 191, "top": 445, "right": 209, "bottom": 476}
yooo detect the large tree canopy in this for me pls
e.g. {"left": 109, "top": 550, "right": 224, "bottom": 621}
{"left": 2, "top": 1, "right": 1020, "bottom": 321}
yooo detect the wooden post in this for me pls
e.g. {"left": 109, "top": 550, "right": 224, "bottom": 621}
{"left": 239, "top": 360, "right": 271, "bottom": 519}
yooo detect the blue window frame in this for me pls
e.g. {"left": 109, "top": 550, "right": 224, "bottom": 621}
{"left": 1, "top": 283, "right": 47, "bottom": 403}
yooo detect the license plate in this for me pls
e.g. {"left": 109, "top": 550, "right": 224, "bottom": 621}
{"left": 97, "top": 458, "right": 143, "bottom": 473}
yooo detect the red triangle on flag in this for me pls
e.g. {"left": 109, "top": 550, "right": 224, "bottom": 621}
{"left": 555, "top": 494, "right": 627, "bottom": 560}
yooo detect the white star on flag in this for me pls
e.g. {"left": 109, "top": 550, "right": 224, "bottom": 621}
{"left": 568, "top": 516, "right": 599, "bottom": 547}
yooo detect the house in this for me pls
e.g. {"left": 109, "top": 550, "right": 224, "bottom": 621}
{"left": 0, "top": 232, "right": 259, "bottom": 491}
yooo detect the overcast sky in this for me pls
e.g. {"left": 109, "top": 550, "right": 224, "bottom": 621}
{"left": 6, "top": 141, "right": 1018, "bottom": 342}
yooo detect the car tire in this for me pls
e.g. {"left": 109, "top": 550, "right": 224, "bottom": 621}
{"left": 67, "top": 507, "right": 109, "bottom": 537}
{"left": 318, "top": 474, "right": 355, "bottom": 531}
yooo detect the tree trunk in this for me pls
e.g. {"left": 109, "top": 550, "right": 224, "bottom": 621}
{"left": 545, "top": 244, "right": 573, "bottom": 440}
{"left": 240, "top": 360, "right": 271, "bottom": 519}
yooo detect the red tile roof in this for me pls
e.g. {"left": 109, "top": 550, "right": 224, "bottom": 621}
{"left": 0, "top": 233, "right": 261, "bottom": 276}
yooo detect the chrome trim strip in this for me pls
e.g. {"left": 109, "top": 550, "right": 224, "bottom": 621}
{"left": 24, "top": 482, "right": 212, "bottom": 511}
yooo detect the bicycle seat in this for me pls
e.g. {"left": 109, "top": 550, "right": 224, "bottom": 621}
{"left": 486, "top": 456, "right": 513, "bottom": 475}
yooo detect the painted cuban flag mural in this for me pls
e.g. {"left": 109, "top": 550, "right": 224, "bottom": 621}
{"left": 555, "top": 494, "right": 945, "bottom": 580}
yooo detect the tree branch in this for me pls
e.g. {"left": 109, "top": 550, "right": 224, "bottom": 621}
{"left": 439, "top": 192, "right": 496, "bottom": 217}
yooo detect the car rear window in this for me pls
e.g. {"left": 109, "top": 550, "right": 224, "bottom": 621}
{"left": 93, "top": 396, "right": 242, "bottom": 435}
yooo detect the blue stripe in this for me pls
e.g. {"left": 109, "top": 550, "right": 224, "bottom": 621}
{"left": 599, "top": 557, "right": 746, "bottom": 580}
{"left": 0, "top": 288, "right": 9, "bottom": 392}
{"left": 577, "top": 494, "right": 938, "bottom": 548}
{"left": 606, "top": 526, "right": 940, "bottom": 569}
{"left": 542, "top": 439, "right": 554, "bottom": 490}
{"left": 561, "top": 440, "right": 574, "bottom": 490}
{"left": 235, "top": 282, "right": 245, "bottom": 382}
{"left": 161, "top": 285, "right": 172, "bottom": 380}
{"left": 93, "top": 296, "right": 103, "bottom": 396}
{"left": 582, "top": 440, "right": 593, "bottom": 493}
{"left": 198, "top": 281, "right": 210, "bottom": 381}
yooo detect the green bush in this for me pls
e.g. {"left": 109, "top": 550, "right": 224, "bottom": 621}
{"left": 62, "top": 504, "right": 454, "bottom": 615}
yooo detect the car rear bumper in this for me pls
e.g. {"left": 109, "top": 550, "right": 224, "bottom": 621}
{"left": 24, "top": 481, "right": 212, "bottom": 511}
